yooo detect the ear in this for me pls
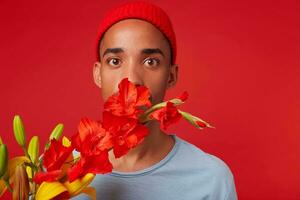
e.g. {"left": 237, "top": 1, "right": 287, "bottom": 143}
{"left": 167, "top": 63, "right": 178, "bottom": 89}
{"left": 93, "top": 61, "right": 102, "bottom": 88}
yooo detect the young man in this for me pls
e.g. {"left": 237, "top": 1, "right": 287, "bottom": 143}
{"left": 75, "top": 1, "right": 237, "bottom": 199}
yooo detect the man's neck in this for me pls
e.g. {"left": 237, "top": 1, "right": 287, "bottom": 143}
{"left": 108, "top": 120, "right": 175, "bottom": 172}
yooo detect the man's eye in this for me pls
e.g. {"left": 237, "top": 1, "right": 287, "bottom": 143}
{"left": 107, "top": 58, "right": 121, "bottom": 66}
{"left": 144, "top": 58, "right": 160, "bottom": 67}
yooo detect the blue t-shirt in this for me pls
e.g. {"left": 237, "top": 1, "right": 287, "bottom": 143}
{"left": 73, "top": 134, "right": 237, "bottom": 200}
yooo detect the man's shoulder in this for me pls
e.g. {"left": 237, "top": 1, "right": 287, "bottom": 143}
{"left": 174, "top": 135, "right": 234, "bottom": 181}
{"left": 169, "top": 135, "right": 238, "bottom": 199}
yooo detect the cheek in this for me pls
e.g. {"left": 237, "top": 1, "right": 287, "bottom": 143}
{"left": 100, "top": 70, "right": 120, "bottom": 101}
{"left": 144, "top": 74, "right": 169, "bottom": 104}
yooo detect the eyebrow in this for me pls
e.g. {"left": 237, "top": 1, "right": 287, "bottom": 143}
{"left": 102, "top": 48, "right": 165, "bottom": 57}
{"left": 102, "top": 48, "right": 124, "bottom": 57}
{"left": 141, "top": 48, "right": 165, "bottom": 57}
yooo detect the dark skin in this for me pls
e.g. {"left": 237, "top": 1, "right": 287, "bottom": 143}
{"left": 93, "top": 19, "right": 179, "bottom": 172}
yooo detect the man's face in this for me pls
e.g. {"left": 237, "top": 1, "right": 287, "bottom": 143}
{"left": 93, "top": 19, "right": 178, "bottom": 105}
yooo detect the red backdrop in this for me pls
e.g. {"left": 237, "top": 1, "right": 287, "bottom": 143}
{"left": 0, "top": 0, "right": 299, "bottom": 199}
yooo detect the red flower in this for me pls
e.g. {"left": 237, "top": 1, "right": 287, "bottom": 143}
{"left": 33, "top": 139, "right": 73, "bottom": 184}
{"left": 67, "top": 118, "right": 115, "bottom": 182}
{"left": 102, "top": 111, "right": 149, "bottom": 158}
{"left": 33, "top": 170, "right": 62, "bottom": 184}
{"left": 67, "top": 151, "right": 112, "bottom": 182}
{"left": 104, "top": 78, "right": 152, "bottom": 119}
{"left": 72, "top": 118, "right": 113, "bottom": 155}
{"left": 43, "top": 139, "right": 73, "bottom": 171}
{"left": 150, "top": 101, "right": 182, "bottom": 131}
{"left": 178, "top": 91, "right": 189, "bottom": 102}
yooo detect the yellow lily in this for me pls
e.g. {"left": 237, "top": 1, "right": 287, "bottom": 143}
{"left": 0, "top": 180, "right": 6, "bottom": 197}
{"left": 0, "top": 156, "right": 30, "bottom": 197}
{"left": 35, "top": 181, "right": 68, "bottom": 200}
{"left": 12, "top": 164, "right": 29, "bottom": 200}
{"left": 7, "top": 156, "right": 30, "bottom": 178}
{"left": 64, "top": 173, "right": 96, "bottom": 199}
{"left": 36, "top": 173, "right": 96, "bottom": 200}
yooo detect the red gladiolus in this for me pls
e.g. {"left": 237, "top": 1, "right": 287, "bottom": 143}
{"left": 33, "top": 139, "right": 73, "bottom": 184}
{"left": 67, "top": 151, "right": 112, "bottom": 182}
{"left": 104, "top": 78, "right": 152, "bottom": 119}
{"left": 150, "top": 101, "right": 182, "bottom": 131}
{"left": 113, "top": 124, "right": 148, "bottom": 158}
{"left": 178, "top": 91, "right": 189, "bottom": 102}
{"left": 68, "top": 118, "right": 115, "bottom": 182}
{"left": 33, "top": 170, "right": 62, "bottom": 184}
{"left": 102, "top": 111, "right": 149, "bottom": 158}
{"left": 72, "top": 118, "right": 113, "bottom": 156}
{"left": 43, "top": 139, "right": 73, "bottom": 171}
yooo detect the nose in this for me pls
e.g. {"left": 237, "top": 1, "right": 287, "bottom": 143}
{"left": 122, "top": 62, "right": 144, "bottom": 86}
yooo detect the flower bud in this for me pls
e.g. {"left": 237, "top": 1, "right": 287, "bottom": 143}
{"left": 179, "top": 110, "right": 214, "bottom": 129}
{"left": 45, "top": 123, "right": 64, "bottom": 150}
{"left": 12, "top": 164, "right": 29, "bottom": 200}
{"left": 50, "top": 123, "right": 64, "bottom": 140}
{"left": 13, "top": 115, "right": 26, "bottom": 147}
{"left": 28, "top": 136, "right": 39, "bottom": 164}
{"left": 0, "top": 144, "right": 8, "bottom": 178}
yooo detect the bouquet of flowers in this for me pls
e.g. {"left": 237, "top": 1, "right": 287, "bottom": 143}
{"left": 0, "top": 78, "right": 214, "bottom": 200}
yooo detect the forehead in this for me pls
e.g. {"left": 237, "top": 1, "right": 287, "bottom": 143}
{"left": 100, "top": 19, "right": 170, "bottom": 51}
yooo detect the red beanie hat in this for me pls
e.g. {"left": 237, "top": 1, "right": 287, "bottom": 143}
{"left": 95, "top": 0, "right": 177, "bottom": 65}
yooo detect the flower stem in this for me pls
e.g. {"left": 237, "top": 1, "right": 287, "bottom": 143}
{"left": 22, "top": 146, "right": 32, "bottom": 162}
{"left": 4, "top": 179, "right": 13, "bottom": 193}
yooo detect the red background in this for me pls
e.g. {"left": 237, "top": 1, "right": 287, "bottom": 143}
{"left": 0, "top": 0, "right": 299, "bottom": 199}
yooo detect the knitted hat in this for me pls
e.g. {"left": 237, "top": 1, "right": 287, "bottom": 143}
{"left": 95, "top": 0, "right": 177, "bottom": 65}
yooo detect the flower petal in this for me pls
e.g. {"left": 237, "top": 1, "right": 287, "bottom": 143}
{"left": 104, "top": 78, "right": 151, "bottom": 118}
{"left": 0, "top": 180, "right": 7, "bottom": 197}
{"left": 33, "top": 170, "right": 62, "bottom": 184}
{"left": 150, "top": 102, "right": 182, "bottom": 131}
{"left": 8, "top": 156, "right": 30, "bottom": 178}
{"left": 62, "top": 136, "right": 71, "bottom": 147}
{"left": 68, "top": 151, "right": 112, "bottom": 182}
{"left": 136, "top": 86, "right": 151, "bottom": 107}
{"left": 81, "top": 186, "right": 96, "bottom": 200}
{"left": 178, "top": 91, "right": 189, "bottom": 102}
{"left": 43, "top": 139, "right": 73, "bottom": 171}
{"left": 63, "top": 173, "right": 95, "bottom": 197}
{"left": 35, "top": 181, "right": 69, "bottom": 200}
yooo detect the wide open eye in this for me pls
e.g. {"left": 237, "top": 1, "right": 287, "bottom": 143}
{"left": 107, "top": 58, "right": 121, "bottom": 67}
{"left": 144, "top": 58, "right": 160, "bottom": 67}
